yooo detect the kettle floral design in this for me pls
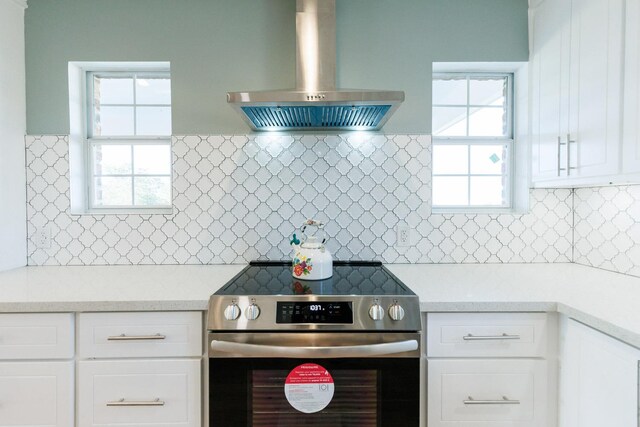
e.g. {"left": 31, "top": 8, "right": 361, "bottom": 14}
{"left": 293, "top": 255, "right": 313, "bottom": 277}
{"left": 290, "top": 219, "right": 333, "bottom": 280}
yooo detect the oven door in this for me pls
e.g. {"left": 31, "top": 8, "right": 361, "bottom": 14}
{"left": 208, "top": 332, "right": 420, "bottom": 427}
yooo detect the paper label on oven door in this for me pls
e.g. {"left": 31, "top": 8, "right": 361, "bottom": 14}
{"left": 284, "top": 363, "right": 335, "bottom": 413}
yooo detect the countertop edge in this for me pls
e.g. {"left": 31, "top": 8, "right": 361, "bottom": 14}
{"left": 419, "top": 301, "right": 558, "bottom": 312}
{"left": 556, "top": 302, "right": 640, "bottom": 349}
{"left": 0, "top": 301, "right": 210, "bottom": 313}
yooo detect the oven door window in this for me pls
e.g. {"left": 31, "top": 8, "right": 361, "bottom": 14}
{"left": 210, "top": 358, "right": 419, "bottom": 427}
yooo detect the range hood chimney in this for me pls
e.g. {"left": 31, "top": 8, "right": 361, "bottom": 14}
{"left": 227, "top": 0, "right": 404, "bottom": 131}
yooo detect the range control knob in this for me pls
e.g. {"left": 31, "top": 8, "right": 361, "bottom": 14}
{"left": 245, "top": 303, "right": 261, "bottom": 321}
{"left": 369, "top": 303, "right": 385, "bottom": 321}
{"left": 223, "top": 303, "right": 240, "bottom": 321}
{"left": 388, "top": 303, "right": 405, "bottom": 321}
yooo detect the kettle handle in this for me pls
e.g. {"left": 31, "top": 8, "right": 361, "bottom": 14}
{"left": 300, "top": 219, "right": 327, "bottom": 244}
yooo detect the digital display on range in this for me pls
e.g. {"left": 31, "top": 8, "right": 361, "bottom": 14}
{"left": 276, "top": 301, "right": 353, "bottom": 324}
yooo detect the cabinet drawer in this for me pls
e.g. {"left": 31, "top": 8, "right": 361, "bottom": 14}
{"left": 0, "top": 313, "right": 74, "bottom": 359}
{"left": 427, "top": 313, "right": 549, "bottom": 357}
{"left": 78, "top": 359, "right": 200, "bottom": 427}
{"left": 0, "top": 361, "right": 74, "bottom": 427}
{"left": 428, "top": 359, "right": 547, "bottom": 427}
{"left": 78, "top": 311, "right": 202, "bottom": 358}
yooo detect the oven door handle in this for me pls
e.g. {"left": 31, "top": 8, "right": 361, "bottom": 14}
{"left": 210, "top": 339, "right": 419, "bottom": 358}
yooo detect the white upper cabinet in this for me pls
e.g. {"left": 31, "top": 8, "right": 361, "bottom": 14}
{"left": 623, "top": 0, "right": 640, "bottom": 173}
{"left": 530, "top": 0, "right": 571, "bottom": 181}
{"left": 530, "top": 0, "right": 626, "bottom": 186}
{"left": 567, "top": 0, "right": 623, "bottom": 178}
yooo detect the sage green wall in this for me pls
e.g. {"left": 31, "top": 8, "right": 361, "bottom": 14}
{"left": 25, "top": 0, "right": 528, "bottom": 135}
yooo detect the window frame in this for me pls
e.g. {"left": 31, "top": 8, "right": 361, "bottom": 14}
{"left": 431, "top": 72, "right": 515, "bottom": 213}
{"left": 84, "top": 69, "right": 173, "bottom": 213}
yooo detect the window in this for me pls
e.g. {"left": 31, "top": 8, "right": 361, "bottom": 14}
{"left": 432, "top": 73, "right": 513, "bottom": 211}
{"left": 86, "top": 71, "right": 172, "bottom": 210}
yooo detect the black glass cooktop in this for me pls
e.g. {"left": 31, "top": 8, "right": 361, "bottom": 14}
{"left": 216, "top": 261, "right": 415, "bottom": 296}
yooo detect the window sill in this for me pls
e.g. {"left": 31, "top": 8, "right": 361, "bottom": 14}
{"left": 70, "top": 207, "right": 174, "bottom": 216}
{"left": 431, "top": 206, "right": 523, "bottom": 215}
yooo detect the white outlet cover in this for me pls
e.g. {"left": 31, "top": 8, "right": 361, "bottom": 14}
{"left": 35, "top": 227, "right": 51, "bottom": 249}
{"left": 397, "top": 225, "right": 410, "bottom": 246}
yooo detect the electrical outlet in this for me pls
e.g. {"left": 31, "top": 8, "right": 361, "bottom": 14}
{"left": 396, "top": 224, "right": 410, "bottom": 247}
{"left": 35, "top": 226, "right": 51, "bottom": 249}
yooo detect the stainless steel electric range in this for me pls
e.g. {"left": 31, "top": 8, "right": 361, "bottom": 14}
{"left": 206, "top": 261, "right": 421, "bottom": 427}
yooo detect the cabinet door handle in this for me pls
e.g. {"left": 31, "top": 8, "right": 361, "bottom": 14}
{"left": 462, "top": 333, "right": 521, "bottom": 341}
{"left": 107, "top": 333, "right": 166, "bottom": 341}
{"left": 463, "top": 396, "right": 520, "bottom": 405}
{"left": 558, "top": 136, "right": 569, "bottom": 176}
{"left": 557, "top": 136, "right": 564, "bottom": 176}
{"left": 567, "top": 133, "right": 577, "bottom": 175}
{"left": 106, "top": 398, "right": 165, "bottom": 407}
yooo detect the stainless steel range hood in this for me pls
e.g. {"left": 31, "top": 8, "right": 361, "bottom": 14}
{"left": 227, "top": 0, "right": 404, "bottom": 131}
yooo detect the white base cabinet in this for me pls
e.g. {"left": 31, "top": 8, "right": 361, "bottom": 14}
{"left": 0, "top": 313, "right": 74, "bottom": 359}
{"left": 559, "top": 318, "right": 640, "bottom": 427}
{"left": 0, "top": 361, "right": 74, "bottom": 427}
{"left": 427, "top": 313, "right": 549, "bottom": 358}
{"left": 78, "top": 311, "right": 202, "bottom": 358}
{"left": 78, "top": 359, "right": 201, "bottom": 427}
{"left": 426, "top": 313, "right": 554, "bottom": 427}
{"left": 77, "top": 311, "right": 202, "bottom": 427}
{"left": 0, "top": 313, "right": 75, "bottom": 427}
{"left": 428, "top": 359, "right": 547, "bottom": 427}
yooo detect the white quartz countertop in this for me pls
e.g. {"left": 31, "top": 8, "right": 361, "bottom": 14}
{"left": 0, "top": 264, "right": 246, "bottom": 312}
{"left": 0, "top": 262, "right": 639, "bottom": 348}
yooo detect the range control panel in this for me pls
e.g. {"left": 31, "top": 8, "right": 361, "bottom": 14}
{"left": 208, "top": 295, "right": 421, "bottom": 331}
{"left": 276, "top": 301, "right": 353, "bottom": 324}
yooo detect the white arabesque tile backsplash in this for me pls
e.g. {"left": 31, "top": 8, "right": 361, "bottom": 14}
{"left": 26, "top": 134, "right": 575, "bottom": 266}
{"left": 573, "top": 185, "right": 640, "bottom": 277}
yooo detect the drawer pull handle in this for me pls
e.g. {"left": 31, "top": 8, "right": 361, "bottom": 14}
{"left": 107, "top": 398, "right": 165, "bottom": 407}
{"left": 463, "top": 333, "right": 520, "bottom": 341}
{"left": 107, "top": 333, "right": 166, "bottom": 341}
{"left": 464, "top": 396, "right": 520, "bottom": 405}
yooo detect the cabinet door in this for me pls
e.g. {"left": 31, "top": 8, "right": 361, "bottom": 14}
{"left": 0, "top": 361, "right": 74, "bottom": 427}
{"left": 78, "top": 359, "right": 201, "bottom": 427}
{"left": 568, "top": 0, "right": 624, "bottom": 178}
{"left": 428, "top": 359, "right": 548, "bottom": 427}
{"left": 0, "top": 313, "right": 74, "bottom": 360}
{"left": 623, "top": 0, "right": 640, "bottom": 173}
{"left": 559, "top": 319, "right": 640, "bottom": 427}
{"left": 78, "top": 311, "right": 202, "bottom": 359}
{"left": 426, "top": 313, "right": 549, "bottom": 358}
{"left": 530, "top": 0, "right": 571, "bottom": 182}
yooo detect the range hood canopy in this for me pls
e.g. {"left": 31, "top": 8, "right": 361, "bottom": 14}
{"left": 227, "top": 0, "right": 404, "bottom": 131}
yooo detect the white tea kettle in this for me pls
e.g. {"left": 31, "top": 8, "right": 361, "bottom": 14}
{"left": 290, "top": 219, "right": 333, "bottom": 280}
